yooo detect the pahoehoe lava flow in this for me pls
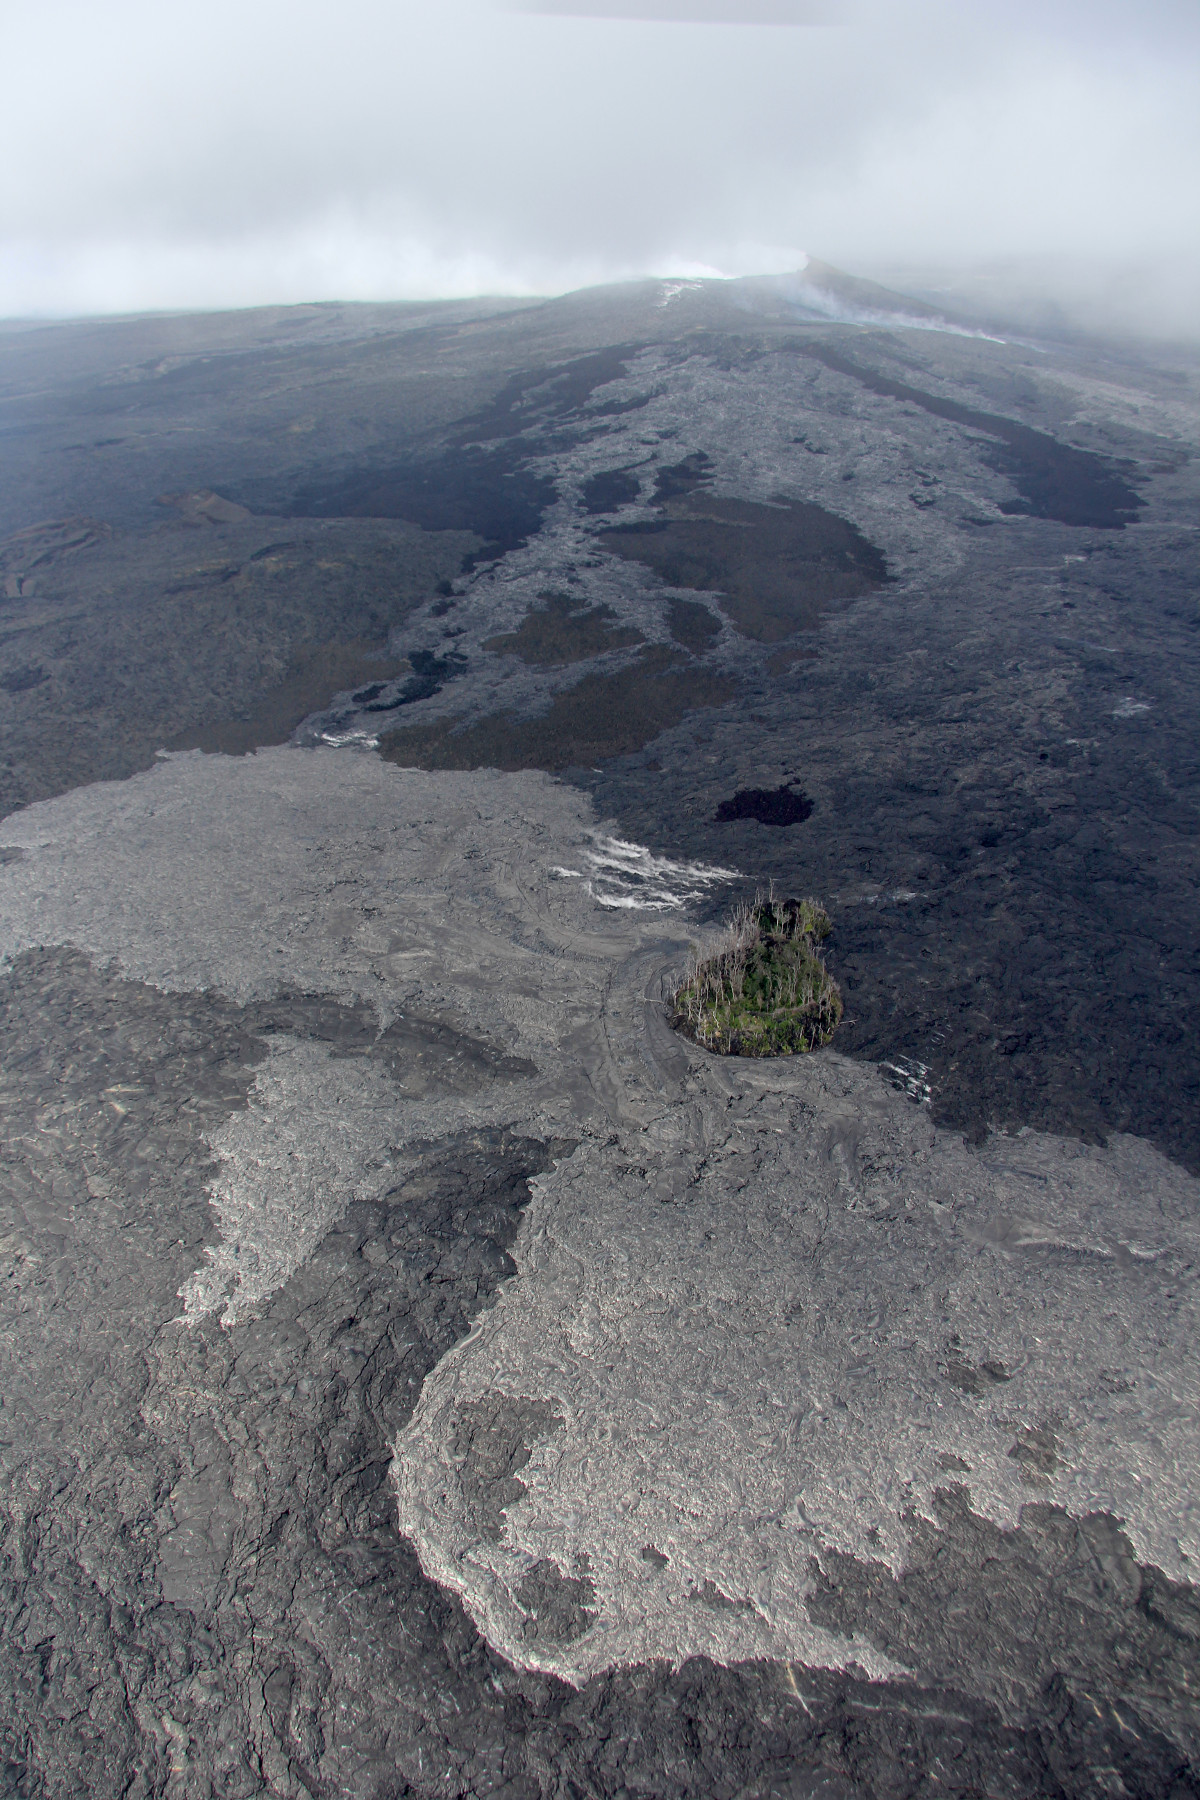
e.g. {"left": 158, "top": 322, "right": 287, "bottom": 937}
{"left": 793, "top": 341, "right": 1146, "bottom": 529}
{"left": 0, "top": 266, "right": 1198, "bottom": 1799}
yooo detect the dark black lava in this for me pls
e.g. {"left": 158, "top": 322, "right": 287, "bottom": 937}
{"left": 796, "top": 343, "right": 1144, "bottom": 528}
{"left": 245, "top": 443, "right": 558, "bottom": 565}
{"left": 0, "top": 666, "right": 46, "bottom": 694}
{"left": 806, "top": 1484, "right": 1200, "bottom": 1791}
{"left": 581, "top": 467, "right": 643, "bottom": 514}
{"left": 3, "top": 946, "right": 1196, "bottom": 1798}
{"left": 457, "top": 344, "right": 649, "bottom": 444}
{"left": 602, "top": 491, "right": 890, "bottom": 643}
{"left": 3, "top": 290, "right": 1198, "bottom": 1797}
{"left": 653, "top": 450, "right": 713, "bottom": 501}
{"left": 715, "top": 784, "right": 815, "bottom": 826}
{"left": 584, "top": 522, "right": 1200, "bottom": 1175}
{"left": 356, "top": 645, "right": 467, "bottom": 712}
{"left": 235, "top": 347, "right": 656, "bottom": 568}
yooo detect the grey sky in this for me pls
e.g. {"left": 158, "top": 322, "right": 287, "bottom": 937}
{"left": 1, "top": 0, "right": 1197, "bottom": 332}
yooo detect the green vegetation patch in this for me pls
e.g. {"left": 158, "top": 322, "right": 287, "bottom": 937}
{"left": 601, "top": 494, "right": 888, "bottom": 644}
{"left": 670, "top": 895, "right": 843, "bottom": 1056}
{"left": 483, "top": 592, "right": 644, "bottom": 665}
{"left": 379, "top": 644, "right": 737, "bottom": 774}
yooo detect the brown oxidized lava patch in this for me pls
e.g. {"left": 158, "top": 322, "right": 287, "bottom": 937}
{"left": 169, "top": 640, "right": 412, "bottom": 756}
{"left": 666, "top": 597, "right": 722, "bottom": 653}
{"left": 379, "top": 644, "right": 737, "bottom": 773}
{"left": 600, "top": 492, "right": 889, "bottom": 644}
{"left": 483, "top": 592, "right": 644, "bottom": 666}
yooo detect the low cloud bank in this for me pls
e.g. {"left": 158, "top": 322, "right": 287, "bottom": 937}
{"left": 1, "top": 0, "right": 1197, "bottom": 340}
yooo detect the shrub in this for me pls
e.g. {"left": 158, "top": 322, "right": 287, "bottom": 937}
{"left": 669, "top": 894, "right": 843, "bottom": 1056}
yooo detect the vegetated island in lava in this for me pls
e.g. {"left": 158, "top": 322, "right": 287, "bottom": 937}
{"left": 669, "top": 895, "right": 843, "bottom": 1056}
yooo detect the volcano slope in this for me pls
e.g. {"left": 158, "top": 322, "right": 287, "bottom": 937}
{"left": 0, "top": 271, "right": 1198, "bottom": 1798}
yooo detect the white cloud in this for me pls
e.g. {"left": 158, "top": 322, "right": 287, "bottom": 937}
{"left": 1, "top": 0, "right": 1196, "bottom": 331}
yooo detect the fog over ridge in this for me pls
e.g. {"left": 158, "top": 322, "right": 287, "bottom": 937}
{"left": 1, "top": 0, "right": 1198, "bottom": 337}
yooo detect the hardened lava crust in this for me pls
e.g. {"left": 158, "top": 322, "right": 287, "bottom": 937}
{"left": 0, "top": 271, "right": 1198, "bottom": 1797}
